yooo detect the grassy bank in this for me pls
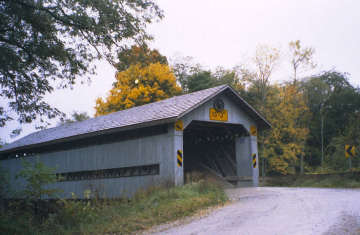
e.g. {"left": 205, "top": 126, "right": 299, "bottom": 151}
{"left": 262, "top": 172, "right": 360, "bottom": 188}
{"left": 0, "top": 180, "right": 227, "bottom": 235}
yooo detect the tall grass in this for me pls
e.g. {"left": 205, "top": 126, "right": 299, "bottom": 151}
{"left": 0, "top": 180, "right": 227, "bottom": 235}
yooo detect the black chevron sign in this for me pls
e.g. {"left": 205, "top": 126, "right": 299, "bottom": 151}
{"left": 345, "top": 145, "right": 356, "bottom": 158}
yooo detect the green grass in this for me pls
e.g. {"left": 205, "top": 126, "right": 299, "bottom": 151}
{"left": 0, "top": 180, "right": 228, "bottom": 235}
{"left": 262, "top": 172, "right": 360, "bottom": 188}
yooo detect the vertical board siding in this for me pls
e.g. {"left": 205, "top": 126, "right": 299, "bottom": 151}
{"left": 1, "top": 131, "right": 174, "bottom": 198}
{"left": 182, "top": 94, "right": 256, "bottom": 132}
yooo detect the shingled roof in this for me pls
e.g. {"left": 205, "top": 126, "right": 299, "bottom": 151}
{"left": 0, "top": 85, "right": 270, "bottom": 154}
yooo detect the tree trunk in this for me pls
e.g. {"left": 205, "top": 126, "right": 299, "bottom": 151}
{"left": 321, "top": 115, "right": 324, "bottom": 166}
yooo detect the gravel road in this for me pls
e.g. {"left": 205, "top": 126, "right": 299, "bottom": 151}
{"left": 150, "top": 187, "right": 360, "bottom": 235}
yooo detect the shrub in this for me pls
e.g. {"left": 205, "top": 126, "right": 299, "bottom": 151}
{"left": 0, "top": 163, "right": 10, "bottom": 199}
{"left": 16, "top": 158, "right": 61, "bottom": 200}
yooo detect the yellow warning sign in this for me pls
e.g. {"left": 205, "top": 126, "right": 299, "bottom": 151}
{"left": 252, "top": 153, "right": 257, "bottom": 168}
{"left": 177, "top": 150, "right": 183, "bottom": 167}
{"left": 209, "top": 108, "right": 228, "bottom": 122}
{"left": 345, "top": 145, "right": 356, "bottom": 158}
{"left": 175, "top": 120, "right": 183, "bottom": 131}
{"left": 250, "top": 125, "right": 257, "bottom": 136}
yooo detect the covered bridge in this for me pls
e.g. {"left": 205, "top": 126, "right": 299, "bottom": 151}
{"left": 0, "top": 85, "right": 270, "bottom": 198}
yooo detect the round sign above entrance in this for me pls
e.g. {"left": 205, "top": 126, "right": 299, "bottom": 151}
{"left": 210, "top": 98, "right": 228, "bottom": 122}
{"left": 213, "top": 98, "right": 224, "bottom": 111}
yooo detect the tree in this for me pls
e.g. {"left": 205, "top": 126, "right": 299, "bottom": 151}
{"left": 186, "top": 70, "right": 215, "bottom": 93}
{"left": 183, "top": 67, "right": 245, "bottom": 93}
{"left": 328, "top": 113, "right": 360, "bottom": 170}
{"left": 95, "top": 63, "right": 182, "bottom": 116}
{"left": 16, "top": 158, "right": 60, "bottom": 200}
{"left": 237, "top": 45, "right": 280, "bottom": 176}
{"left": 263, "top": 84, "right": 309, "bottom": 175}
{"left": 58, "top": 111, "right": 90, "bottom": 125}
{"left": 212, "top": 67, "right": 245, "bottom": 93}
{"left": 302, "top": 76, "right": 331, "bottom": 166}
{"left": 115, "top": 44, "right": 168, "bottom": 72}
{"left": 302, "top": 71, "right": 360, "bottom": 168}
{"left": 170, "top": 55, "right": 202, "bottom": 92}
{"left": 0, "top": 0, "right": 163, "bottom": 128}
{"left": 289, "top": 40, "right": 316, "bottom": 83}
{"left": 239, "top": 44, "right": 280, "bottom": 113}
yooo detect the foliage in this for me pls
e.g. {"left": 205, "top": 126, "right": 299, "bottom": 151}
{"left": 0, "top": 181, "right": 227, "bottom": 234}
{"left": 16, "top": 158, "right": 60, "bottom": 200}
{"left": 95, "top": 63, "right": 182, "bottom": 116}
{"left": 0, "top": 0, "right": 163, "bottom": 128}
{"left": 58, "top": 111, "right": 90, "bottom": 126}
{"left": 186, "top": 70, "right": 215, "bottom": 92}
{"left": 327, "top": 113, "right": 360, "bottom": 170}
{"left": 0, "top": 163, "right": 10, "bottom": 199}
{"left": 176, "top": 66, "right": 244, "bottom": 93}
{"left": 170, "top": 55, "right": 244, "bottom": 93}
{"left": 115, "top": 44, "right": 168, "bottom": 72}
{"left": 170, "top": 55, "right": 202, "bottom": 92}
{"left": 55, "top": 191, "right": 99, "bottom": 230}
{"left": 0, "top": 139, "right": 4, "bottom": 148}
{"left": 240, "top": 44, "right": 280, "bottom": 113}
{"left": 302, "top": 71, "right": 360, "bottom": 168}
{"left": 289, "top": 40, "right": 316, "bottom": 82}
{"left": 263, "top": 84, "right": 309, "bottom": 175}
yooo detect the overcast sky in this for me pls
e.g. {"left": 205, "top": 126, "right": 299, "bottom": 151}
{"left": 2, "top": 0, "right": 360, "bottom": 143}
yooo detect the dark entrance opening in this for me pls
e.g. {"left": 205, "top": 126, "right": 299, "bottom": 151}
{"left": 183, "top": 121, "right": 248, "bottom": 184}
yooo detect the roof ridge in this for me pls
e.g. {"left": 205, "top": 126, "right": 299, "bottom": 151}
{"left": 35, "top": 85, "right": 227, "bottom": 133}
{"left": 73, "top": 84, "right": 228, "bottom": 123}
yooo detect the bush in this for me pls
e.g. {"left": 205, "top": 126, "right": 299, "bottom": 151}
{"left": 16, "top": 158, "right": 61, "bottom": 200}
{"left": 0, "top": 163, "right": 10, "bottom": 199}
{"left": 55, "top": 191, "right": 99, "bottom": 229}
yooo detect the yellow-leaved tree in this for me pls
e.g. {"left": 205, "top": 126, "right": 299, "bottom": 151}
{"left": 95, "top": 63, "right": 182, "bottom": 116}
{"left": 263, "top": 84, "right": 309, "bottom": 175}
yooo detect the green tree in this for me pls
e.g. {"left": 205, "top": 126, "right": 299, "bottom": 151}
{"left": 302, "top": 71, "right": 360, "bottom": 168}
{"left": 0, "top": 0, "right": 163, "bottom": 128}
{"left": 115, "top": 44, "right": 168, "bottom": 72}
{"left": 16, "top": 158, "right": 60, "bottom": 200}
{"left": 328, "top": 113, "right": 360, "bottom": 170}
{"left": 212, "top": 67, "right": 245, "bottom": 92}
{"left": 174, "top": 63, "right": 244, "bottom": 93}
{"left": 170, "top": 55, "right": 201, "bottom": 92}
{"left": 186, "top": 71, "right": 215, "bottom": 92}
{"left": 302, "top": 76, "right": 331, "bottom": 166}
{"left": 95, "top": 63, "right": 182, "bottom": 116}
{"left": 58, "top": 111, "right": 90, "bottom": 125}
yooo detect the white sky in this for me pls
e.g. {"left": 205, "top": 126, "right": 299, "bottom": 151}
{"left": 2, "top": 0, "right": 360, "bottom": 143}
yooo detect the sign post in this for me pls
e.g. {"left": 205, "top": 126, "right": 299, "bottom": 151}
{"left": 345, "top": 145, "right": 356, "bottom": 170}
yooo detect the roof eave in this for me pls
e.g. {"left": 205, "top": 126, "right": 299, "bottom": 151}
{"left": 225, "top": 86, "right": 272, "bottom": 130}
{"left": 0, "top": 117, "right": 177, "bottom": 156}
{"left": 178, "top": 85, "right": 228, "bottom": 119}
